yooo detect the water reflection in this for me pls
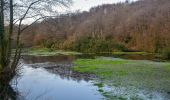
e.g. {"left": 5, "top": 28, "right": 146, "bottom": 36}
{"left": 22, "top": 55, "right": 76, "bottom": 64}
{"left": 12, "top": 55, "right": 103, "bottom": 100}
{"left": 1, "top": 55, "right": 101, "bottom": 100}
{"left": 11, "top": 65, "right": 103, "bottom": 100}
{"left": 22, "top": 55, "right": 96, "bottom": 81}
{"left": 0, "top": 84, "right": 18, "bottom": 100}
{"left": 7, "top": 54, "right": 169, "bottom": 100}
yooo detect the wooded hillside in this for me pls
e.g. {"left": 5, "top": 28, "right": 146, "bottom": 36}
{"left": 20, "top": 0, "right": 170, "bottom": 54}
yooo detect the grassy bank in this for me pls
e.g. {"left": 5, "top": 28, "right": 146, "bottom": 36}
{"left": 112, "top": 52, "right": 149, "bottom": 55}
{"left": 20, "top": 48, "right": 82, "bottom": 56}
{"left": 18, "top": 47, "right": 168, "bottom": 59}
{"left": 73, "top": 57, "right": 170, "bottom": 92}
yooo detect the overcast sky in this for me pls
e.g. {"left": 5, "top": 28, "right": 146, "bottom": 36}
{"left": 23, "top": 0, "right": 138, "bottom": 24}
{"left": 70, "top": 0, "right": 137, "bottom": 12}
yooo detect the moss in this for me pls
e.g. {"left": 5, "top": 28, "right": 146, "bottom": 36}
{"left": 73, "top": 58, "right": 128, "bottom": 78}
{"left": 73, "top": 57, "right": 170, "bottom": 92}
{"left": 94, "top": 83, "right": 104, "bottom": 88}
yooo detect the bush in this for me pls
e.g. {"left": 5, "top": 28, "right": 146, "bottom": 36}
{"left": 71, "top": 37, "right": 127, "bottom": 53}
{"left": 41, "top": 40, "right": 55, "bottom": 49}
{"left": 113, "top": 44, "right": 129, "bottom": 52}
{"left": 163, "top": 49, "right": 170, "bottom": 59}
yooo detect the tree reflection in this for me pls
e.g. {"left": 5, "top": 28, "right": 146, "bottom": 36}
{"left": 0, "top": 71, "right": 19, "bottom": 100}
{"left": 0, "top": 83, "right": 18, "bottom": 100}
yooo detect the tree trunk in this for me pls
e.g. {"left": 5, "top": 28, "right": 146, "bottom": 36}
{"left": 0, "top": 0, "right": 6, "bottom": 68}
{"left": 7, "top": 0, "right": 14, "bottom": 65}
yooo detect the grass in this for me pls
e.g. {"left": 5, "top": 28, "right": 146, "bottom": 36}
{"left": 21, "top": 48, "right": 82, "bottom": 56}
{"left": 73, "top": 57, "right": 170, "bottom": 92}
{"left": 112, "top": 52, "right": 149, "bottom": 55}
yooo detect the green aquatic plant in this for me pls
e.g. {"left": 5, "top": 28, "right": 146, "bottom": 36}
{"left": 73, "top": 57, "right": 170, "bottom": 92}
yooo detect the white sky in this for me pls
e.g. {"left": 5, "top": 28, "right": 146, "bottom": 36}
{"left": 22, "top": 0, "right": 138, "bottom": 24}
{"left": 70, "top": 0, "right": 137, "bottom": 12}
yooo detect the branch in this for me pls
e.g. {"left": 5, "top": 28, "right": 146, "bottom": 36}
{"left": 21, "top": 0, "right": 42, "bottom": 20}
{"left": 13, "top": 14, "right": 41, "bottom": 25}
{"left": 20, "top": 16, "right": 56, "bottom": 33}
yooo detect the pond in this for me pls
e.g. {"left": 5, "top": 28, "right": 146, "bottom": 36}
{"left": 11, "top": 66, "right": 103, "bottom": 100}
{"left": 8, "top": 54, "right": 170, "bottom": 100}
{"left": 9, "top": 55, "right": 103, "bottom": 100}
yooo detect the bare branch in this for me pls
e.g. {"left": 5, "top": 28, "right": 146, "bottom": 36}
{"left": 21, "top": 16, "right": 56, "bottom": 33}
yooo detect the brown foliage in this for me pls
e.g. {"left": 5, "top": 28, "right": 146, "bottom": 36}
{"left": 21, "top": 0, "right": 170, "bottom": 53}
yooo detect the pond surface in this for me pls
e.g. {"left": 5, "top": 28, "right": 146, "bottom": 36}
{"left": 11, "top": 65, "right": 102, "bottom": 100}
{"left": 9, "top": 54, "right": 170, "bottom": 100}
{"left": 10, "top": 55, "right": 105, "bottom": 100}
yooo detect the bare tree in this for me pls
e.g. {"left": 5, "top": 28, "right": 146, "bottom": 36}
{"left": 0, "top": 0, "right": 72, "bottom": 84}
{"left": 22, "top": 0, "right": 170, "bottom": 53}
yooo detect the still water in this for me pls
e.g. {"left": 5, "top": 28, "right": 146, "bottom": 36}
{"left": 9, "top": 55, "right": 170, "bottom": 100}
{"left": 11, "top": 55, "right": 103, "bottom": 100}
{"left": 11, "top": 66, "right": 102, "bottom": 100}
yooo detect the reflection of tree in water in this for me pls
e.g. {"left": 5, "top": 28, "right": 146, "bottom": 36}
{"left": 0, "top": 80, "right": 18, "bottom": 100}
{"left": 0, "top": 68, "right": 21, "bottom": 100}
{"left": 22, "top": 55, "right": 76, "bottom": 64}
{"left": 23, "top": 55, "right": 97, "bottom": 82}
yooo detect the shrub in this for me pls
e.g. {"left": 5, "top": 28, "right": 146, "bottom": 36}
{"left": 71, "top": 37, "right": 127, "bottom": 53}
{"left": 113, "top": 44, "right": 129, "bottom": 52}
{"left": 163, "top": 49, "right": 170, "bottom": 59}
